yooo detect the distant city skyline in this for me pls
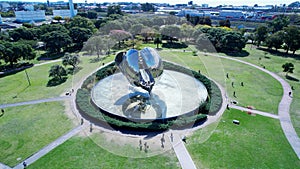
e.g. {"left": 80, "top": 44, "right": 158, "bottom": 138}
{"left": 0, "top": 0, "right": 296, "bottom": 7}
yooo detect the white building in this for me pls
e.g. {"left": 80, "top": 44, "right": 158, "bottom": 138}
{"left": 53, "top": 10, "right": 78, "bottom": 18}
{"left": 202, "top": 4, "right": 209, "bottom": 8}
{"left": 24, "top": 5, "right": 34, "bottom": 11}
{"left": 219, "top": 10, "right": 245, "bottom": 19}
{"left": 176, "top": 9, "right": 204, "bottom": 17}
{"left": 15, "top": 10, "right": 46, "bottom": 23}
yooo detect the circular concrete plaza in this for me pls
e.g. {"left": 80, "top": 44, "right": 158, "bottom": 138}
{"left": 91, "top": 70, "right": 208, "bottom": 120}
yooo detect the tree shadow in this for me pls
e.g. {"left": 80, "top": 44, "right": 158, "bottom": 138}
{"left": 37, "top": 52, "right": 65, "bottom": 61}
{"left": 47, "top": 77, "right": 67, "bottom": 87}
{"left": 224, "top": 50, "right": 249, "bottom": 57}
{"left": 286, "top": 75, "right": 300, "bottom": 82}
{"left": 0, "top": 63, "right": 33, "bottom": 78}
{"left": 257, "top": 47, "right": 300, "bottom": 60}
{"left": 67, "top": 66, "right": 82, "bottom": 75}
{"left": 89, "top": 57, "right": 104, "bottom": 63}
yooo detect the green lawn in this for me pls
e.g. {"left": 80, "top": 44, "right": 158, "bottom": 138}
{"left": 28, "top": 135, "right": 180, "bottom": 169}
{"left": 0, "top": 101, "right": 74, "bottom": 167}
{"left": 220, "top": 45, "right": 300, "bottom": 136}
{"left": 159, "top": 50, "right": 283, "bottom": 113}
{"left": 187, "top": 109, "right": 300, "bottom": 169}
{"left": 0, "top": 54, "right": 114, "bottom": 104}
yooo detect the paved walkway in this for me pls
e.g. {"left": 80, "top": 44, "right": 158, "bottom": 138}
{"left": 170, "top": 133, "right": 197, "bottom": 169}
{"left": 0, "top": 96, "right": 71, "bottom": 109}
{"left": 13, "top": 125, "right": 83, "bottom": 169}
{"left": 34, "top": 59, "right": 61, "bottom": 67}
{"left": 0, "top": 163, "right": 11, "bottom": 169}
{"left": 229, "top": 105, "right": 279, "bottom": 119}
{"left": 205, "top": 52, "right": 300, "bottom": 159}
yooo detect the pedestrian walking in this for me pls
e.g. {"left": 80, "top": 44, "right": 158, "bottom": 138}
{"left": 23, "top": 161, "right": 27, "bottom": 168}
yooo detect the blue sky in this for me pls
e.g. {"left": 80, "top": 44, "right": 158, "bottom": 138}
{"left": 0, "top": 0, "right": 296, "bottom": 6}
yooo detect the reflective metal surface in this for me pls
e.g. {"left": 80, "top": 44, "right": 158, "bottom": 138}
{"left": 115, "top": 47, "right": 163, "bottom": 94}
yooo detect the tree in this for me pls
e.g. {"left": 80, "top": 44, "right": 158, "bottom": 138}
{"left": 69, "top": 27, "right": 92, "bottom": 49}
{"left": 102, "top": 35, "right": 116, "bottom": 55}
{"left": 180, "top": 23, "right": 194, "bottom": 42}
{"left": 67, "top": 16, "right": 95, "bottom": 33}
{"left": 141, "top": 27, "right": 156, "bottom": 42}
{"left": 267, "top": 15, "right": 290, "bottom": 33}
{"left": 107, "top": 5, "right": 123, "bottom": 17}
{"left": 109, "top": 30, "right": 131, "bottom": 48}
{"left": 62, "top": 53, "right": 80, "bottom": 70}
{"left": 49, "top": 65, "right": 67, "bottom": 80}
{"left": 53, "top": 16, "right": 63, "bottom": 22}
{"left": 98, "top": 21, "right": 123, "bottom": 35}
{"left": 203, "top": 16, "right": 212, "bottom": 26}
{"left": 282, "top": 26, "right": 300, "bottom": 54}
{"left": 0, "top": 41, "right": 36, "bottom": 67}
{"left": 151, "top": 17, "right": 165, "bottom": 26}
{"left": 87, "top": 11, "right": 97, "bottom": 19}
{"left": 41, "top": 31, "right": 72, "bottom": 53}
{"left": 154, "top": 36, "right": 162, "bottom": 48}
{"left": 255, "top": 25, "right": 268, "bottom": 47}
{"left": 9, "top": 27, "right": 35, "bottom": 41}
{"left": 83, "top": 36, "right": 103, "bottom": 58}
{"left": 129, "top": 24, "right": 145, "bottom": 37}
{"left": 40, "top": 24, "right": 68, "bottom": 35}
{"left": 282, "top": 63, "right": 294, "bottom": 76}
{"left": 83, "top": 35, "right": 116, "bottom": 58}
{"left": 160, "top": 25, "right": 181, "bottom": 42}
{"left": 220, "top": 31, "right": 246, "bottom": 52}
{"left": 265, "top": 31, "right": 284, "bottom": 51}
{"left": 219, "top": 19, "right": 231, "bottom": 28}
{"left": 141, "top": 3, "right": 155, "bottom": 12}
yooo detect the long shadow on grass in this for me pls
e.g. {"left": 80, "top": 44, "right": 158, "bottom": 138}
{"left": 47, "top": 77, "right": 67, "bottom": 87}
{"left": 257, "top": 47, "right": 300, "bottom": 60}
{"left": 67, "top": 66, "right": 82, "bottom": 75}
{"left": 286, "top": 75, "right": 300, "bottom": 82}
{"left": 224, "top": 50, "right": 249, "bottom": 57}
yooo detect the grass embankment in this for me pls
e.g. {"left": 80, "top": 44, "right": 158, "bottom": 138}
{"left": 159, "top": 50, "right": 282, "bottom": 114}
{"left": 0, "top": 102, "right": 74, "bottom": 167}
{"left": 28, "top": 134, "right": 180, "bottom": 169}
{"left": 221, "top": 44, "right": 300, "bottom": 136}
{"left": 0, "top": 54, "right": 113, "bottom": 104}
{"left": 187, "top": 109, "right": 300, "bottom": 169}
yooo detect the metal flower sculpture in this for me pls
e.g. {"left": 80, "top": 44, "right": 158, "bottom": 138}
{"left": 115, "top": 47, "right": 163, "bottom": 94}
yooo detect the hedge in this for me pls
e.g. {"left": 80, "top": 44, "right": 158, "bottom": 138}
{"left": 76, "top": 60, "right": 223, "bottom": 130}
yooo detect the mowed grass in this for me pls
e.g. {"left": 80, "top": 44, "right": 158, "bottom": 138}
{"left": 0, "top": 101, "right": 74, "bottom": 167}
{"left": 187, "top": 109, "right": 300, "bottom": 169}
{"left": 28, "top": 135, "right": 180, "bottom": 169}
{"left": 0, "top": 54, "right": 114, "bottom": 104}
{"left": 159, "top": 50, "right": 282, "bottom": 113}
{"left": 222, "top": 45, "right": 300, "bottom": 136}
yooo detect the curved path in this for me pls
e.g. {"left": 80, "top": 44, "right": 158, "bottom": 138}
{"left": 205, "top": 52, "right": 300, "bottom": 159}
{"left": 0, "top": 96, "right": 71, "bottom": 109}
{"left": 1, "top": 54, "right": 299, "bottom": 169}
{"left": 13, "top": 125, "right": 83, "bottom": 169}
{"left": 229, "top": 105, "right": 279, "bottom": 119}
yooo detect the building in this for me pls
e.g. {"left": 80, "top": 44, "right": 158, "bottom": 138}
{"left": 15, "top": 10, "right": 45, "bottom": 23}
{"left": 202, "top": 4, "right": 209, "bottom": 8}
{"left": 219, "top": 10, "right": 245, "bottom": 19}
{"left": 176, "top": 9, "right": 204, "bottom": 17}
{"left": 53, "top": 10, "right": 78, "bottom": 18}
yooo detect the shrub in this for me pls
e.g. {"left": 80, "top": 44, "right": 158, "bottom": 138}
{"left": 162, "top": 42, "right": 188, "bottom": 49}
